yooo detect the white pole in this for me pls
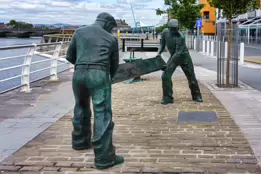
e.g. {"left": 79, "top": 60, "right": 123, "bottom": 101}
{"left": 194, "top": 38, "right": 196, "bottom": 50}
{"left": 247, "top": 27, "right": 250, "bottom": 45}
{"left": 207, "top": 41, "right": 210, "bottom": 55}
{"left": 225, "top": 41, "right": 228, "bottom": 58}
{"left": 203, "top": 40, "right": 205, "bottom": 53}
{"left": 211, "top": 41, "right": 214, "bottom": 57}
{"left": 240, "top": 42, "right": 245, "bottom": 65}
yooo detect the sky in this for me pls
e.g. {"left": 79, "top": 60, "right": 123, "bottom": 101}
{"left": 0, "top": 0, "right": 168, "bottom": 27}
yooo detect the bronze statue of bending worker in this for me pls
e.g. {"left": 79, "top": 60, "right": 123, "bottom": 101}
{"left": 157, "top": 19, "right": 203, "bottom": 104}
{"left": 66, "top": 12, "right": 124, "bottom": 169}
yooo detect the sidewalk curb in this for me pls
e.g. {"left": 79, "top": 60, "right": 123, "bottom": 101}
{"left": 192, "top": 50, "right": 261, "bottom": 66}
{"left": 245, "top": 59, "right": 261, "bottom": 65}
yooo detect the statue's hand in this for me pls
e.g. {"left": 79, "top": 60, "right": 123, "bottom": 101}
{"left": 161, "top": 65, "right": 167, "bottom": 71}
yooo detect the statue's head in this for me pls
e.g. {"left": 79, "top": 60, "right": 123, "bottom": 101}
{"left": 168, "top": 19, "right": 179, "bottom": 35}
{"left": 95, "top": 12, "right": 117, "bottom": 33}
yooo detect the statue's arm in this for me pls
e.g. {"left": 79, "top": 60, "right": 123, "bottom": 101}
{"left": 167, "top": 37, "right": 185, "bottom": 65}
{"left": 157, "top": 31, "right": 166, "bottom": 55}
{"left": 66, "top": 33, "right": 77, "bottom": 64}
{"left": 110, "top": 37, "right": 119, "bottom": 78}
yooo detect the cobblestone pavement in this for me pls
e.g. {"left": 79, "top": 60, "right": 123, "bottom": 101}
{"left": 0, "top": 76, "right": 260, "bottom": 174}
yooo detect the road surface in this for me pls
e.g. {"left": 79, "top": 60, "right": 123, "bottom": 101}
{"left": 163, "top": 51, "right": 261, "bottom": 92}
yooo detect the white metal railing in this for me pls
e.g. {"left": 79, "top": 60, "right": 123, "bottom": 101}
{"left": 0, "top": 41, "right": 73, "bottom": 93}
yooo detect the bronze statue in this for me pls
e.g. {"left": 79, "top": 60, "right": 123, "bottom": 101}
{"left": 66, "top": 12, "right": 124, "bottom": 169}
{"left": 157, "top": 19, "right": 203, "bottom": 105}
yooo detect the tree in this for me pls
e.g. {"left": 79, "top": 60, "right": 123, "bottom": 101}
{"left": 156, "top": 0, "right": 204, "bottom": 31}
{"left": 207, "top": 0, "right": 260, "bottom": 86}
{"left": 8, "top": 20, "right": 33, "bottom": 29}
{"left": 9, "top": 20, "right": 17, "bottom": 27}
{"left": 155, "top": 24, "right": 168, "bottom": 33}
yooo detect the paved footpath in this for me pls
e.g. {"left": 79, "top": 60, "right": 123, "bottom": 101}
{"left": 0, "top": 52, "right": 261, "bottom": 173}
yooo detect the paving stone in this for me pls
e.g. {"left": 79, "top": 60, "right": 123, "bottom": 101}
{"left": 0, "top": 76, "right": 260, "bottom": 173}
{"left": 41, "top": 167, "right": 60, "bottom": 171}
{"left": 20, "top": 166, "right": 43, "bottom": 171}
{"left": 42, "top": 172, "right": 64, "bottom": 174}
{"left": 0, "top": 165, "right": 21, "bottom": 171}
{"left": 59, "top": 167, "right": 78, "bottom": 171}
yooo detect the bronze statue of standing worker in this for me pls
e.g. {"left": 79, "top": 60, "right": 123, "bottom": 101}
{"left": 66, "top": 12, "right": 124, "bottom": 169}
{"left": 66, "top": 11, "right": 202, "bottom": 170}
{"left": 157, "top": 19, "right": 203, "bottom": 105}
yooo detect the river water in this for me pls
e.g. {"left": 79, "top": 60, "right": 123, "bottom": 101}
{"left": 0, "top": 37, "right": 42, "bottom": 47}
{"left": 0, "top": 37, "right": 70, "bottom": 93}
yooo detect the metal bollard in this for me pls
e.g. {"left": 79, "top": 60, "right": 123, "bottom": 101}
{"left": 141, "top": 39, "right": 144, "bottom": 52}
{"left": 202, "top": 40, "right": 205, "bottom": 53}
{"left": 240, "top": 42, "right": 244, "bottom": 65}
{"left": 122, "top": 39, "right": 125, "bottom": 52}
{"left": 207, "top": 41, "right": 210, "bottom": 55}
{"left": 211, "top": 41, "right": 214, "bottom": 57}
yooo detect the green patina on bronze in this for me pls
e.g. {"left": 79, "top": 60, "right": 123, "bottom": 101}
{"left": 66, "top": 12, "right": 124, "bottom": 169}
{"left": 112, "top": 56, "right": 166, "bottom": 84}
{"left": 157, "top": 19, "right": 203, "bottom": 105}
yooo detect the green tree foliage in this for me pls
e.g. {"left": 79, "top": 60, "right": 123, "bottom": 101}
{"left": 8, "top": 19, "right": 33, "bottom": 29}
{"left": 156, "top": 0, "right": 204, "bottom": 31}
{"left": 9, "top": 19, "right": 17, "bottom": 26}
{"left": 155, "top": 24, "right": 168, "bottom": 33}
{"left": 207, "top": 0, "right": 260, "bottom": 86}
{"left": 208, "top": 0, "right": 260, "bottom": 20}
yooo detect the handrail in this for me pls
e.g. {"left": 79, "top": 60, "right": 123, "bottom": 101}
{"left": 0, "top": 44, "right": 35, "bottom": 50}
{"left": 0, "top": 35, "right": 157, "bottom": 93}
{"left": 0, "top": 41, "right": 71, "bottom": 51}
{"left": 0, "top": 41, "right": 73, "bottom": 94}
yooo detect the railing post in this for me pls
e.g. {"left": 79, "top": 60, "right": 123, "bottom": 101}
{"left": 211, "top": 41, "right": 214, "bottom": 57}
{"left": 48, "top": 37, "right": 52, "bottom": 43}
{"left": 20, "top": 44, "right": 37, "bottom": 93}
{"left": 240, "top": 42, "right": 244, "bottom": 65}
{"left": 50, "top": 42, "right": 63, "bottom": 81}
{"left": 69, "top": 64, "right": 74, "bottom": 72}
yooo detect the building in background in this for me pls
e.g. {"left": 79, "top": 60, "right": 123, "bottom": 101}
{"left": 113, "top": 19, "right": 131, "bottom": 33}
{"left": 0, "top": 23, "right": 7, "bottom": 29}
{"left": 60, "top": 25, "right": 81, "bottom": 34}
{"left": 215, "top": 0, "right": 261, "bottom": 45}
{"left": 200, "top": 0, "right": 216, "bottom": 35}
